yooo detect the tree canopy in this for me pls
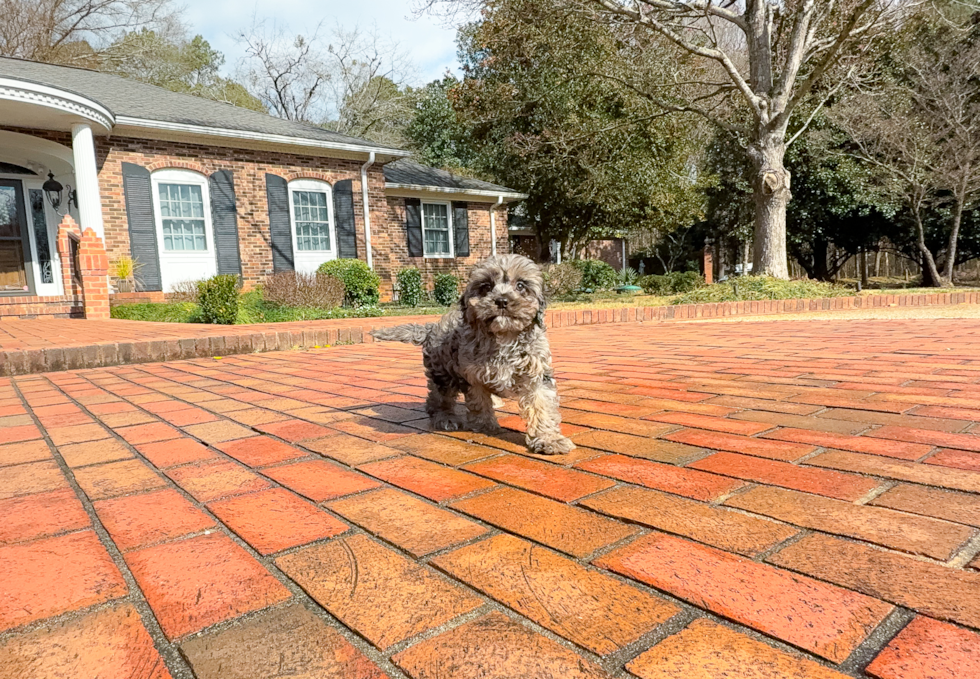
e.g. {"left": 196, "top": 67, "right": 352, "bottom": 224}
{"left": 438, "top": 0, "right": 709, "bottom": 255}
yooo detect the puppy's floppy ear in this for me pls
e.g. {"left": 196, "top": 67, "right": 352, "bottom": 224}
{"left": 534, "top": 285, "right": 547, "bottom": 327}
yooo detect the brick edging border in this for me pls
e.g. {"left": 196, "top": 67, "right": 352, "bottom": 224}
{"left": 2, "top": 291, "right": 978, "bottom": 376}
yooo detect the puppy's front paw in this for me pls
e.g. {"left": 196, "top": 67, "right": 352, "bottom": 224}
{"left": 468, "top": 416, "right": 502, "bottom": 435}
{"left": 431, "top": 413, "right": 462, "bottom": 431}
{"left": 528, "top": 436, "right": 576, "bottom": 455}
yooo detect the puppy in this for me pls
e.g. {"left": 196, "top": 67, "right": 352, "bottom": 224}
{"left": 372, "top": 254, "right": 575, "bottom": 455}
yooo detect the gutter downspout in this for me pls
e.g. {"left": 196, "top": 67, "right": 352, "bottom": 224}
{"left": 360, "top": 152, "right": 376, "bottom": 269}
{"left": 490, "top": 195, "right": 503, "bottom": 257}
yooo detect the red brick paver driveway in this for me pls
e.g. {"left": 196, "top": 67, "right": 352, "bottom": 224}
{"left": 1, "top": 318, "right": 980, "bottom": 678}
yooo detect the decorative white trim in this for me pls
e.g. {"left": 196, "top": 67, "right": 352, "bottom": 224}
{"left": 150, "top": 168, "right": 218, "bottom": 291}
{"left": 0, "top": 78, "right": 114, "bottom": 131}
{"left": 288, "top": 178, "right": 337, "bottom": 274}
{"left": 114, "top": 115, "right": 409, "bottom": 159}
{"left": 386, "top": 182, "right": 525, "bottom": 202}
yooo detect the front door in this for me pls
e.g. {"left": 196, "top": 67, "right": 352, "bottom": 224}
{"left": 0, "top": 180, "right": 32, "bottom": 294}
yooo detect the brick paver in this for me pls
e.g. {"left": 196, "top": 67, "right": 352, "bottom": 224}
{"left": 2, "top": 317, "right": 980, "bottom": 676}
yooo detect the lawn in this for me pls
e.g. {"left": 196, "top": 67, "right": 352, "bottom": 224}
{"left": 111, "top": 277, "right": 971, "bottom": 325}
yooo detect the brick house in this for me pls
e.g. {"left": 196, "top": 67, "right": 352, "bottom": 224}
{"left": 0, "top": 57, "right": 524, "bottom": 318}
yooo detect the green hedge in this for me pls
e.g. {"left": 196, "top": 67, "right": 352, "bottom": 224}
{"left": 197, "top": 275, "right": 240, "bottom": 324}
{"left": 638, "top": 271, "right": 704, "bottom": 296}
{"left": 318, "top": 259, "right": 380, "bottom": 307}
{"left": 396, "top": 267, "right": 423, "bottom": 307}
{"left": 570, "top": 259, "right": 618, "bottom": 291}
{"left": 672, "top": 276, "right": 854, "bottom": 304}
{"left": 433, "top": 273, "right": 461, "bottom": 306}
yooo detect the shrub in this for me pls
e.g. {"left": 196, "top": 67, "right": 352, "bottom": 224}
{"left": 168, "top": 279, "right": 199, "bottom": 303}
{"left": 542, "top": 262, "right": 583, "bottom": 297}
{"left": 433, "top": 272, "right": 461, "bottom": 306}
{"left": 110, "top": 257, "right": 134, "bottom": 280}
{"left": 671, "top": 276, "right": 854, "bottom": 305}
{"left": 317, "top": 259, "right": 380, "bottom": 307}
{"left": 570, "top": 259, "right": 618, "bottom": 291}
{"left": 618, "top": 267, "right": 640, "bottom": 286}
{"left": 197, "top": 275, "right": 240, "bottom": 324}
{"left": 262, "top": 272, "right": 345, "bottom": 309}
{"left": 638, "top": 271, "right": 705, "bottom": 296}
{"left": 396, "top": 267, "right": 423, "bottom": 307}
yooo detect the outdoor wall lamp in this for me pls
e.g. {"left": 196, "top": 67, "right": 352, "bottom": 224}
{"left": 43, "top": 172, "right": 78, "bottom": 214}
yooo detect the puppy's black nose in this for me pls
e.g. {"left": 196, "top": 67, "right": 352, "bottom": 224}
{"left": 494, "top": 297, "right": 508, "bottom": 309}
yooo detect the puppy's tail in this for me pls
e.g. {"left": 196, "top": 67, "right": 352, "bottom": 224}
{"left": 370, "top": 323, "right": 432, "bottom": 345}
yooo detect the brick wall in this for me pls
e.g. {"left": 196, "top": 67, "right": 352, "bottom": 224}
{"left": 3, "top": 126, "right": 510, "bottom": 304}
{"left": 373, "top": 197, "right": 510, "bottom": 300}
{"left": 94, "top": 136, "right": 383, "bottom": 290}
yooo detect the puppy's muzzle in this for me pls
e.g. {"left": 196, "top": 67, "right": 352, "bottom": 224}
{"left": 494, "top": 297, "right": 509, "bottom": 309}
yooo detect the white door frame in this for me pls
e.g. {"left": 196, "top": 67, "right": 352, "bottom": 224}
{"left": 0, "top": 172, "right": 64, "bottom": 297}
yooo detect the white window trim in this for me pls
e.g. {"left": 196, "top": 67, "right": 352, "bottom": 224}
{"left": 421, "top": 200, "right": 454, "bottom": 259}
{"left": 287, "top": 179, "right": 336, "bottom": 256}
{"left": 150, "top": 169, "right": 214, "bottom": 257}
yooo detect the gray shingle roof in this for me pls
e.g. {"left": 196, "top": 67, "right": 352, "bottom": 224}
{"left": 383, "top": 159, "right": 521, "bottom": 195}
{"left": 0, "top": 56, "right": 403, "bottom": 152}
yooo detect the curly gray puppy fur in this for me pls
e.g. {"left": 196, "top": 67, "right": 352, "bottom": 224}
{"left": 372, "top": 254, "right": 575, "bottom": 455}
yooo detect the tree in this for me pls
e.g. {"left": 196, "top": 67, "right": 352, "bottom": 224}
{"left": 837, "top": 5, "right": 980, "bottom": 286}
{"left": 101, "top": 30, "right": 264, "bottom": 110}
{"left": 236, "top": 22, "right": 416, "bottom": 145}
{"left": 0, "top": 0, "right": 175, "bottom": 66}
{"left": 237, "top": 24, "right": 332, "bottom": 122}
{"left": 446, "top": 0, "right": 710, "bottom": 256}
{"left": 422, "top": 0, "right": 905, "bottom": 278}
{"left": 704, "top": 108, "right": 898, "bottom": 281}
{"left": 321, "top": 27, "right": 415, "bottom": 147}
{"left": 406, "top": 75, "right": 478, "bottom": 170}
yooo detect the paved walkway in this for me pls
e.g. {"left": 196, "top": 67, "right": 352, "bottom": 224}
{"left": 1, "top": 318, "right": 979, "bottom": 678}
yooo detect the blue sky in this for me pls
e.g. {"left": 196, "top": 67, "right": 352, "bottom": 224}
{"left": 184, "top": 0, "right": 464, "bottom": 85}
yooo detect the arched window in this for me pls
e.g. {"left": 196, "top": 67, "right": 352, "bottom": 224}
{"left": 151, "top": 169, "right": 216, "bottom": 290}
{"left": 288, "top": 179, "right": 336, "bottom": 273}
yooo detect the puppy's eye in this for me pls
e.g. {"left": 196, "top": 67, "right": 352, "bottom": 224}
{"left": 479, "top": 283, "right": 493, "bottom": 295}
{"left": 516, "top": 280, "right": 529, "bottom": 293}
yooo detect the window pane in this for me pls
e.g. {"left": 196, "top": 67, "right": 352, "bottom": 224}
{"left": 422, "top": 203, "right": 450, "bottom": 255}
{"left": 292, "top": 190, "right": 331, "bottom": 251}
{"left": 158, "top": 182, "right": 207, "bottom": 251}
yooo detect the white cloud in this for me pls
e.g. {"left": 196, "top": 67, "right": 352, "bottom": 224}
{"left": 183, "top": 0, "right": 464, "bottom": 85}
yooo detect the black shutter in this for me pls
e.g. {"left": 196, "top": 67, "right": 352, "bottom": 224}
{"left": 405, "top": 198, "right": 423, "bottom": 258}
{"left": 452, "top": 201, "right": 470, "bottom": 258}
{"left": 265, "top": 173, "right": 293, "bottom": 272}
{"left": 121, "top": 162, "right": 162, "bottom": 291}
{"left": 209, "top": 170, "right": 242, "bottom": 277}
{"left": 333, "top": 179, "right": 357, "bottom": 259}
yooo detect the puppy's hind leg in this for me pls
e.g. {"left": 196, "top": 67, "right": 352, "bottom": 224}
{"left": 465, "top": 384, "right": 502, "bottom": 435}
{"left": 520, "top": 378, "right": 575, "bottom": 455}
{"left": 426, "top": 376, "right": 462, "bottom": 431}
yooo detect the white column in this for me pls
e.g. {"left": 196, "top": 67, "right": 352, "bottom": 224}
{"left": 70, "top": 123, "right": 105, "bottom": 239}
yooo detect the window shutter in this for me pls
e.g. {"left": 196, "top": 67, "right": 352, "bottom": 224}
{"left": 121, "top": 162, "right": 162, "bottom": 291}
{"left": 452, "top": 201, "right": 470, "bottom": 258}
{"left": 209, "top": 170, "right": 242, "bottom": 277}
{"left": 265, "top": 173, "right": 293, "bottom": 272}
{"left": 405, "top": 198, "right": 423, "bottom": 257}
{"left": 333, "top": 179, "right": 358, "bottom": 259}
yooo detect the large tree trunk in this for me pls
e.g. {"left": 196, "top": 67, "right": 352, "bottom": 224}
{"left": 748, "top": 133, "right": 791, "bottom": 279}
